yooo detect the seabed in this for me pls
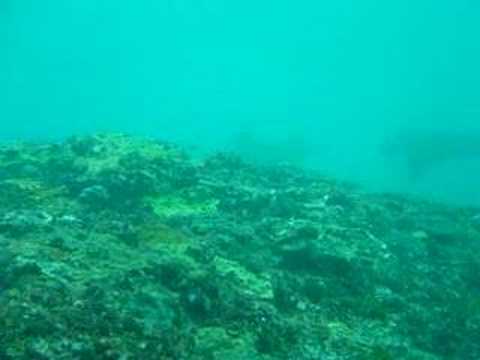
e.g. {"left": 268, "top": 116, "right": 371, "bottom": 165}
{"left": 0, "top": 134, "right": 479, "bottom": 359}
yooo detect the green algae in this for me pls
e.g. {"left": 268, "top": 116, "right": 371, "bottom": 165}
{"left": 146, "top": 194, "right": 218, "bottom": 218}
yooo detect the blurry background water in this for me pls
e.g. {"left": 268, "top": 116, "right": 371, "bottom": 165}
{"left": 2, "top": 0, "right": 479, "bottom": 205}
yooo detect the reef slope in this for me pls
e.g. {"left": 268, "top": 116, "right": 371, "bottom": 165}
{"left": 0, "top": 134, "right": 479, "bottom": 359}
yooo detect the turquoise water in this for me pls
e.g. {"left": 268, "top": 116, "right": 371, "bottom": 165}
{"left": 2, "top": 1, "right": 480, "bottom": 202}
{"left": 2, "top": 3, "right": 480, "bottom": 359}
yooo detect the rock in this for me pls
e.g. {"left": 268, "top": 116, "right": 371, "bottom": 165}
{"left": 412, "top": 230, "right": 429, "bottom": 240}
{"left": 193, "top": 326, "right": 255, "bottom": 359}
{"left": 214, "top": 256, "right": 274, "bottom": 300}
{"left": 0, "top": 210, "right": 53, "bottom": 235}
{"left": 78, "top": 185, "right": 110, "bottom": 205}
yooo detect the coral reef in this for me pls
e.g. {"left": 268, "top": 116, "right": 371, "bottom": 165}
{"left": 0, "top": 134, "right": 479, "bottom": 359}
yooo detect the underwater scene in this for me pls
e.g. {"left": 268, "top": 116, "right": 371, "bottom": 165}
{"left": 2, "top": 1, "right": 480, "bottom": 359}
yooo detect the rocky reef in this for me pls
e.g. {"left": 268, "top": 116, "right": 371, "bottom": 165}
{"left": 0, "top": 133, "right": 479, "bottom": 359}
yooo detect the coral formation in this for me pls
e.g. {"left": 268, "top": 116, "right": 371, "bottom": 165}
{"left": 0, "top": 134, "right": 479, "bottom": 359}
